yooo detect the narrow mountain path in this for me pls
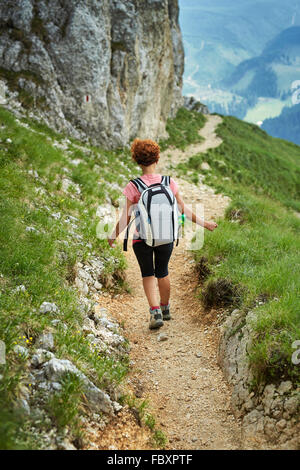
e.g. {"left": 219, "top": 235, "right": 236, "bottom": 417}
{"left": 163, "top": 114, "right": 223, "bottom": 166}
{"left": 90, "top": 115, "right": 243, "bottom": 449}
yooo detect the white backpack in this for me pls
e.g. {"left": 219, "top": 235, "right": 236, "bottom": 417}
{"left": 123, "top": 176, "right": 179, "bottom": 251}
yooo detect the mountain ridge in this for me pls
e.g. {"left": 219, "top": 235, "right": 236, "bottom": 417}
{"left": 222, "top": 26, "right": 300, "bottom": 96}
{"left": 179, "top": 1, "right": 300, "bottom": 144}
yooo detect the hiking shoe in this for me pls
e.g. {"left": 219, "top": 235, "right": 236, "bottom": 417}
{"left": 149, "top": 308, "right": 163, "bottom": 330}
{"left": 161, "top": 304, "right": 171, "bottom": 321}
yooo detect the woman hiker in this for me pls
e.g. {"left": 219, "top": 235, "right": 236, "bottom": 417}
{"left": 107, "top": 138, "right": 218, "bottom": 330}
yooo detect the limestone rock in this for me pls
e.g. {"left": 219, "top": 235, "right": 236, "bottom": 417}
{"left": 61, "top": 178, "right": 81, "bottom": 195}
{"left": 278, "top": 381, "right": 293, "bottom": 395}
{"left": 35, "top": 332, "right": 54, "bottom": 351}
{"left": 56, "top": 438, "right": 77, "bottom": 451}
{"left": 18, "top": 398, "right": 31, "bottom": 415}
{"left": 157, "top": 332, "right": 168, "bottom": 342}
{"left": 0, "top": 0, "right": 184, "bottom": 148}
{"left": 284, "top": 395, "right": 299, "bottom": 416}
{"left": 242, "top": 409, "right": 264, "bottom": 437}
{"left": 31, "top": 348, "right": 54, "bottom": 367}
{"left": 276, "top": 419, "right": 287, "bottom": 431}
{"left": 15, "top": 284, "right": 26, "bottom": 293}
{"left": 13, "top": 345, "right": 29, "bottom": 358}
{"left": 43, "top": 358, "right": 114, "bottom": 414}
{"left": 39, "top": 302, "right": 59, "bottom": 314}
{"left": 74, "top": 257, "right": 105, "bottom": 295}
{"left": 183, "top": 96, "right": 210, "bottom": 115}
{"left": 200, "top": 162, "right": 211, "bottom": 171}
{"left": 218, "top": 308, "right": 299, "bottom": 448}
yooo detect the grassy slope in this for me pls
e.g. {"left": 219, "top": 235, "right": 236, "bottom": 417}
{"left": 0, "top": 106, "right": 140, "bottom": 449}
{"left": 171, "top": 112, "right": 300, "bottom": 389}
{"left": 0, "top": 105, "right": 207, "bottom": 450}
{"left": 159, "top": 107, "right": 206, "bottom": 151}
{"left": 1, "top": 102, "right": 298, "bottom": 446}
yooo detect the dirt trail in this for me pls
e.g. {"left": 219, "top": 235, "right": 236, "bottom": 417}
{"left": 90, "top": 115, "right": 243, "bottom": 450}
{"left": 162, "top": 114, "right": 223, "bottom": 166}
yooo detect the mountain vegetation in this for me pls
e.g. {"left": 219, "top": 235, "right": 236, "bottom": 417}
{"left": 262, "top": 103, "right": 300, "bottom": 145}
{"left": 173, "top": 113, "right": 300, "bottom": 388}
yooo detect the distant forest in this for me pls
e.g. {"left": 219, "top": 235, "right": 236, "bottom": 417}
{"left": 262, "top": 104, "right": 300, "bottom": 146}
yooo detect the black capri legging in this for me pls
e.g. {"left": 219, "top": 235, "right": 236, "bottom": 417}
{"left": 133, "top": 241, "right": 174, "bottom": 278}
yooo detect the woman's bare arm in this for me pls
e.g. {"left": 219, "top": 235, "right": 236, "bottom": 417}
{"left": 175, "top": 191, "right": 218, "bottom": 231}
{"left": 108, "top": 198, "right": 134, "bottom": 247}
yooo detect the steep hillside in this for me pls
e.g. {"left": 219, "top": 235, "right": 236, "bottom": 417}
{"left": 174, "top": 112, "right": 300, "bottom": 448}
{"left": 0, "top": 103, "right": 143, "bottom": 449}
{"left": 182, "top": 116, "right": 300, "bottom": 210}
{"left": 0, "top": 0, "right": 184, "bottom": 148}
{"left": 178, "top": 114, "right": 300, "bottom": 379}
{"left": 1, "top": 93, "right": 299, "bottom": 449}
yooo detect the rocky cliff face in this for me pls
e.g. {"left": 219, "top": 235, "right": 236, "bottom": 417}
{"left": 218, "top": 309, "right": 300, "bottom": 449}
{"left": 0, "top": 0, "right": 184, "bottom": 148}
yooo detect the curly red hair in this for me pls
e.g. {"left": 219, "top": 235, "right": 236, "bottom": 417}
{"left": 130, "top": 138, "right": 160, "bottom": 166}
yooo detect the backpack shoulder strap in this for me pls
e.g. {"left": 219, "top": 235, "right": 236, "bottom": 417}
{"left": 123, "top": 216, "right": 137, "bottom": 252}
{"left": 161, "top": 175, "right": 171, "bottom": 186}
{"left": 130, "top": 177, "right": 148, "bottom": 193}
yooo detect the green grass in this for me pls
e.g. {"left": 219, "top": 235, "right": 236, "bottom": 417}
{"left": 120, "top": 393, "right": 168, "bottom": 449}
{"left": 46, "top": 373, "right": 85, "bottom": 438}
{"left": 159, "top": 107, "right": 207, "bottom": 151}
{"left": 175, "top": 113, "right": 300, "bottom": 389}
{"left": 0, "top": 106, "right": 138, "bottom": 449}
{"left": 186, "top": 115, "right": 300, "bottom": 211}
{"left": 195, "top": 193, "right": 300, "bottom": 387}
